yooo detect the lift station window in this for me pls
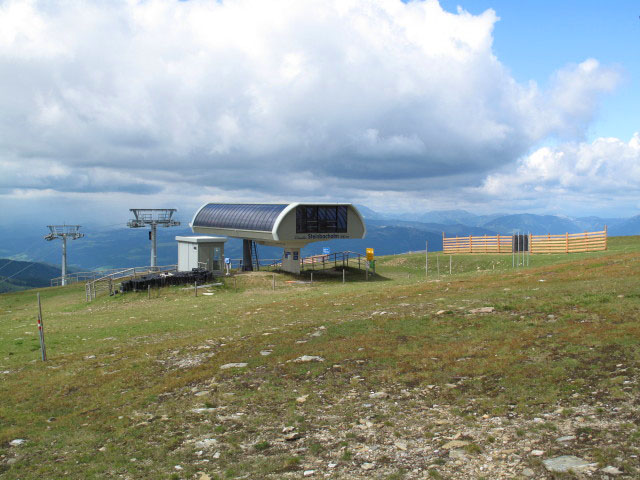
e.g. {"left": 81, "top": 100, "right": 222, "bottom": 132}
{"left": 296, "top": 206, "right": 348, "bottom": 233}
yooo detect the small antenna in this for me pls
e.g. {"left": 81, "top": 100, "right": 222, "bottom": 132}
{"left": 127, "top": 209, "right": 180, "bottom": 268}
{"left": 44, "top": 224, "right": 85, "bottom": 286}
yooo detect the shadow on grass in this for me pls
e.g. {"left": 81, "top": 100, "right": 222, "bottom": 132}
{"left": 274, "top": 266, "right": 390, "bottom": 283}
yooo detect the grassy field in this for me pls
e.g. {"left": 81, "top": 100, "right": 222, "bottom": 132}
{"left": 1, "top": 237, "right": 639, "bottom": 479}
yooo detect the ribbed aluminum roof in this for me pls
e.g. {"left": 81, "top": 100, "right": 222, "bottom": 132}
{"left": 192, "top": 204, "right": 289, "bottom": 232}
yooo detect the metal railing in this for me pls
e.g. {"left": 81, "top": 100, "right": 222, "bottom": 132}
{"left": 266, "top": 251, "right": 368, "bottom": 271}
{"left": 51, "top": 268, "right": 125, "bottom": 287}
{"left": 85, "top": 264, "right": 177, "bottom": 301}
{"left": 301, "top": 251, "right": 367, "bottom": 271}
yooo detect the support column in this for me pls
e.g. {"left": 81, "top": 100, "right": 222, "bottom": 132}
{"left": 150, "top": 223, "right": 157, "bottom": 268}
{"left": 242, "top": 239, "right": 253, "bottom": 271}
{"left": 61, "top": 236, "right": 67, "bottom": 286}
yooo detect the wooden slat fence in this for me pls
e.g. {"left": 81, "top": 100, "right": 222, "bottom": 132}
{"left": 530, "top": 227, "right": 607, "bottom": 254}
{"left": 442, "top": 233, "right": 512, "bottom": 254}
{"left": 442, "top": 226, "right": 607, "bottom": 254}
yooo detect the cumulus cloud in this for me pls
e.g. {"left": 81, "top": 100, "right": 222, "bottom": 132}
{"left": 0, "top": 0, "right": 622, "bottom": 222}
{"left": 477, "top": 133, "right": 640, "bottom": 215}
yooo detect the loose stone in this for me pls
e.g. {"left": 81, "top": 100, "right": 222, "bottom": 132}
{"left": 542, "top": 455, "right": 596, "bottom": 473}
{"left": 219, "top": 362, "right": 248, "bottom": 369}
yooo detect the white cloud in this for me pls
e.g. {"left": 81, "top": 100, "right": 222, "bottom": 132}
{"left": 0, "top": 0, "right": 623, "bottom": 223}
{"left": 477, "top": 133, "right": 640, "bottom": 215}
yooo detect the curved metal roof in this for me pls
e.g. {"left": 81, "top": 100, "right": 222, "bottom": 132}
{"left": 192, "top": 203, "right": 288, "bottom": 232}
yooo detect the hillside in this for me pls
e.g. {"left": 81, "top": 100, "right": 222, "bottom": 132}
{"left": 1, "top": 237, "right": 639, "bottom": 478}
{"left": 0, "top": 259, "right": 66, "bottom": 293}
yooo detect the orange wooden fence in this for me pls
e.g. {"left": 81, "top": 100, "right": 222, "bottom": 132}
{"left": 442, "top": 233, "right": 512, "bottom": 254}
{"left": 530, "top": 227, "right": 607, "bottom": 254}
{"left": 442, "top": 226, "right": 607, "bottom": 254}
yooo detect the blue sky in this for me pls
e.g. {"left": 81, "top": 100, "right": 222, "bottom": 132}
{"left": 0, "top": 0, "right": 639, "bottom": 225}
{"left": 440, "top": 0, "right": 639, "bottom": 141}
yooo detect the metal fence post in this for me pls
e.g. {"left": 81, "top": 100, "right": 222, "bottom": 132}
{"left": 37, "top": 293, "right": 47, "bottom": 361}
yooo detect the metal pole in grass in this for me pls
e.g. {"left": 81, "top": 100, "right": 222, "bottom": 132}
{"left": 449, "top": 255, "right": 452, "bottom": 275}
{"left": 437, "top": 255, "right": 440, "bottom": 276}
{"left": 148, "top": 284, "right": 151, "bottom": 299}
{"left": 272, "top": 274, "right": 275, "bottom": 291}
{"left": 195, "top": 281, "right": 198, "bottom": 297}
{"left": 310, "top": 272, "right": 313, "bottom": 285}
{"left": 36, "top": 293, "right": 47, "bottom": 361}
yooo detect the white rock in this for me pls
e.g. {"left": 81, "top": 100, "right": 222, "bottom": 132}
{"left": 259, "top": 350, "right": 272, "bottom": 356}
{"left": 303, "top": 470, "right": 315, "bottom": 476}
{"left": 369, "top": 391, "right": 388, "bottom": 399}
{"left": 395, "top": 441, "right": 408, "bottom": 451}
{"left": 543, "top": 456, "right": 597, "bottom": 473}
{"left": 361, "top": 463, "right": 375, "bottom": 470}
{"left": 9, "top": 439, "right": 26, "bottom": 446}
{"left": 296, "top": 395, "right": 309, "bottom": 403}
{"left": 601, "top": 466, "right": 622, "bottom": 475}
{"left": 174, "top": 465, "right": 183, "bottom": 470}
{"left": 219, "top": 362, "right": 248, "bottom": 369}
{"left": 195, "top": 438, "right": 217, "bottom": 449}
{"left": 531, "top": 450, "right": 545, "bottom": 456}
{"left": 556, "top": 435, "right": 576, "bottom": 443}
{"left": 294, "top": 355, "right": 324, "bottom": 363}
{"left": 328, "top": 462, "right": 337, "bottom": 468}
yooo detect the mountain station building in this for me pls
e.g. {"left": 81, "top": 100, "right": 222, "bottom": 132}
{"left": 188, "top": 203, "right": 366, "bottom": 274}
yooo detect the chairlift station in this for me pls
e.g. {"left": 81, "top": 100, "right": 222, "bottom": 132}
{"left": 189, "top": 203, "right": 366, "bottom": 274}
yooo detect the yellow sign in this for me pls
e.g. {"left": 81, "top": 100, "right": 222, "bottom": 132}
{"left": 366, "top": 248, "right": 374, "bottom": 261}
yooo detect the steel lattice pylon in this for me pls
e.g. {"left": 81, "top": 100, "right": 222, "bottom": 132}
{"left": 127, "top": 209, "right": 180, "bottom": 268}
{"left": 44, "top": 225, "right": 85, "bottom": 286}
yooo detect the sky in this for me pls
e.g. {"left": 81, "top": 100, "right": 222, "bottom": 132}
{"left": 1, "top": 0, "right": 639, "bottom": 229}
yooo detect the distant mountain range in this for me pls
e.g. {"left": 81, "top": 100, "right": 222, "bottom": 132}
{"left": 1, "top": 209, "right": 638, "bottom": 291}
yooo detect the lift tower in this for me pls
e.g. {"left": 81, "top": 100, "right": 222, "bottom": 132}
{"left": 127, "top": 209, "right": 180, "bottom": 268}
{"left": 44, "top": 225, "right": 85, "bottom": 286}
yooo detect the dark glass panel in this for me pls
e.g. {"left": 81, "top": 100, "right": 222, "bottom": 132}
{"left": 337, "top": 206, "right": 347, "bottom": 232}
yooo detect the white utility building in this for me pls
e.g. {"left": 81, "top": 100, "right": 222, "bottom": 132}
{"left": 176, "top": 236, "right": 227, "bottom": 274}
{"left": 190, "top": 203, "right": 366, "bottom": 274}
